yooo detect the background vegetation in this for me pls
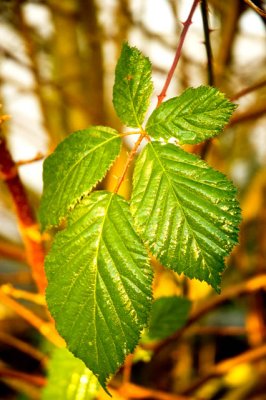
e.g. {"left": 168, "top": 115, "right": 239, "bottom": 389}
{"left": 0, "top": 0, "right": 265, "bottom": 399}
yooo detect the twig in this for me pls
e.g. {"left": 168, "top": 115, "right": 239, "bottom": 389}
{"left": 0, "top": 332, "right": 48, "bottom": 367}
{"left": 122, "top": 354, "right": 134, "bottom": 384}
{"left": 16, "top": 153, "right": 45, "bottom": 167}
{"left": 114, "top": 382, "right": 202, "bottom": 400}
{"left": 181, "top": 343, "right": 266, "bottom": 395}
{"left": 148, "top": 274, "right": 266, "bottom": 353}
{"left": 0, "top": 240, "right": 26, "bottom": 263}
{"left": 0, "top": 366, "right": 46, "bottom": 387}
{"left": 157, "top": 0, "right": 201, "bottom": 106}
{"left": 0, "top": 287, "right": 65, "bottom": 348}
{"left": 1, "top": 284, "right": 45, "bottom": 305}
{"left": 229, "top": 102, "right": 266, "bottom": 126}
{"left": 187, "top": 325, "right": 247, "bottom": 337}
{"left": 0, "top": 134, "right": 47, "bottom": 294}
{"left": 200, "top": 0, "right": 214, "bottom": 86}
{"left": 243, "top": 0, "right": 266, "bottom": 17}
{"left": 198, "top": 0, "right": 214, "bottom": 158}
{"left": 230, "top": 78, "right": 266, "bottom": 101}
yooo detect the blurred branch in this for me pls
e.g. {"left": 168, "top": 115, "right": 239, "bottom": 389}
{"left": 0, "top": 134, "right": 47, "bottom": 294}
{"left": 0, "top": 240, "right": 26, "bottom": 263}
{"left": 0, "top": 365, "right": 45, "bottom": 387}
{"left": 16, "top": 153, "right": 45, "bottom": 167}
{"left": 148, "top": 274, "right": 266, "bottom": 353}
{"left": 1, "top": 284, "right": 45, "bottom": 305}
{"left": 181, "top": 343, "right": 266, "bottom": 395}
{"left": 243, "top": 0, "right": 266, "bottom": 17}
{"left": 188, "top": 326, "right": 247, "bottom": 336}
{"left": 230, "top": 78, "right": 266, "bottom": 101}
{"left": 113, "top": 382, "right": 202, "bottom": 400}
{"left": 0, "top": 331, "right": 48, "bottom": 367}
{"left": 215, "top": 1, "right": 240, "bottom": 84}
{"left": 229, "top": 102, "right": 266, "bottom": 126}
{"left": 0, "top": 286, "right": 64, "bottom": 348}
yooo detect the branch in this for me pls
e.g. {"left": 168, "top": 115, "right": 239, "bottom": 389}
{"left": 149, "top": 274, "right": 266, "bottom": 353}
{"left": 181, "top": 343, "right": 266, "bottom": 395}
{"left": 0, "top": 240, "right": 26, "bottom": 263}
{"left": 157, "top": 0, "right": 201, "bottom": 106}
{"left": 0, "top": 366, "right": 46, "bottom": 387}
{"left": 0, "top": 332, "right": 48, "bottom": 367}
{"left": 243, "top": 0, "right": 266, "bottom": 17}
{"left": 0, "top": 134, "right": 47, "bottom": 294}
{"left": 229, "top": 102, "right": 266, "bottom": 126}
{"left": 113, "top": 382, "right": 202, "bottom": 400}
{"left": 230, "top": 78, "right": 266, "bottom": 101}
{"left": 1, "top": 284, "right": 45, "bottom": 305}
{"left": 200, "top": 0, "right": 214, "bottom": 86}
{"left": 0, "top": 286, "right": 64, "bottom": 348}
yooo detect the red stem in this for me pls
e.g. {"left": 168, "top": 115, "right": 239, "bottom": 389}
{"left": 157, "top": 0, "right": 201, "bottom": 107}
{"left": 0, "top": 136, "right": 47, "bottom": 294}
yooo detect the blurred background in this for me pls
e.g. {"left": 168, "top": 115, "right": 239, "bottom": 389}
{"left": 0, "top": 0, "right": 266, "bottom": 399}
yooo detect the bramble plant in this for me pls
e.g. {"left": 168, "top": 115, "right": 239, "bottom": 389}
{"left": 39, "top": 41, "right": 241, "bottom": 393}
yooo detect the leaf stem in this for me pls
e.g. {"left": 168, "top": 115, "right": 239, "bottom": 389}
{"left": 113, "top": 132, "right": 148, "bottom": 194}
{"left": 157, "top": 0, "right": 201, "bottom": 107}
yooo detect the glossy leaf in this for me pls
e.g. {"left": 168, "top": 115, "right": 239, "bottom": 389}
{"left": 113, "top": 42, "right": 153, "bottom": 128}
{"left": 146, "top": 296, "right": 191, "bottom": 340}
{"left": 131, "top": 142, "right": 241, "bottom": 292}
{"left": 146, "top": 86, "right": 236, "bottom": 144}
{"left": 45, "top": 191, "right": 153, "bottom": 388}
{"left": 42, "top": 348, "right": 99, "bottom": 400}
{"left": 39, "top": 126, "right": 121, "bottom": 230}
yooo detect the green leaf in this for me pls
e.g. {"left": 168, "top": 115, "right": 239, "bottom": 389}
{"left": 113, "top": 42, "right": 153, "bottom": 128}
{"left": 45, "top": 191, "right": 153, "bottom": 389}
{"left": 39, "top": 126, "right": 121, "bottom": 230}
{"left": 130, "top": 142, "right": 241, "bottom": 292}
{"left": 146, "top": 296, "right": 191, "bottom": 341}
{"left": 42, "top": 348, "right": 99, "bottom": 400}
{"left": 146, "top": 86, "right": 236, "bottom": 144}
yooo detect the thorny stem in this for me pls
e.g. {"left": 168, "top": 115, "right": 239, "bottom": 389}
{"left": 157, "top": 0, "right": 201, "bottom": 107}
{"left": 0, "top": 132, "right": 47, "bottom": 294}
{"left": 200, "top": 0, "right": 214, "bottom": 86}
{"left": 198, "top": 0, "right": 214, "bottom": 159}
{"left": 113, "top": 132, "right": 148, "bottom": 194}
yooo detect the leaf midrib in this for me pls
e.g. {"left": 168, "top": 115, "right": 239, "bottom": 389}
{"left": 149, "top": 142, "right": 211, "bottom": 274}
{"left": 44, "top": 134, "right": 119, "bottom": 221}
